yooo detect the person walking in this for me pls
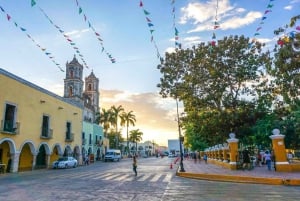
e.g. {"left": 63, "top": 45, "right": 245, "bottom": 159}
{"left": 242, "top": 149, "right": 251, "bottom": 170}
{"left": 264, "top": 150, "right": 272, "bottom": 171}
{"left": 203, "top": 154, "right": 208, "bottom": 164}
{"left": 132, "top": 155, "right": 137, "bottom": 176}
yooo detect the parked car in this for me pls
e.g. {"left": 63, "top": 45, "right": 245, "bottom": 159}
{"left": 168, "top": 153, "right": 174, "bottom": 158}
{"left": 104, "top": 149, "right": 121, "bottom": 162}
{"left": 52, "top": 157, "right": 78, "bottom": 169}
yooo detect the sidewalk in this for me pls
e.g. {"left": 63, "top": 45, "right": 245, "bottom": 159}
{"left": 175, "top": 158, "right": 300, "bottom": 186}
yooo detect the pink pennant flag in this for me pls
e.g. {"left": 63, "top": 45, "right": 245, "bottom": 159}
{"left": 146, "top": 17, "right": 151, "bottom": 22}
{"left": 6, "top": 14, "right": 11, "bottom": 21}
{"left": 67, "top": 39, "right": 72, "bottom": 42}
{"left": 296, "top": 26, "right": 300, "bottom": 31}
{"left": 95, "top": 32, "right": 100, "bottom": 36}
{"left": 84, "top": 14, "right": 87, "bottom": 21}
{"left": 264, "top": 10, "right": 271, "bottom": 14}
{"left": 256, "top": 27, "right": 262, "bottom": 31}
{"left": 139, "top": 1, "right": 143, "bottom": 7}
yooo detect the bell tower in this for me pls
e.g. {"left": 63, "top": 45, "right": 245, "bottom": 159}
{"left": 63, "top": 55, "right": 84, "bottom": 103}
{"left": 83, "top": 71, "right": 100, "bottom": 121}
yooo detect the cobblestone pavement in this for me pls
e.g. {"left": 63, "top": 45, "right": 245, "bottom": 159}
{"left": 1, "top": 158, "right": 300, "bottom": 201}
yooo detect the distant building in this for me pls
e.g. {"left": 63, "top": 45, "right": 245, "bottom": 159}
{"left": 168, "top": 139, "right": 180, "bottom": 156}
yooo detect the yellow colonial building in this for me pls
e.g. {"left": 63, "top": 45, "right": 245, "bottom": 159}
{"left": 0, "top": 68, "right": 83, "bottom": 173}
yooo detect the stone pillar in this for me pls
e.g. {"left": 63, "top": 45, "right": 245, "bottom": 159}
{"left": 46, "top": 154, "right": 51, "bottom": 169}
{"left": 218, "top": 147, "right": 223, "bottom": 161}
{"left": 218, "top": 144, "right": 223, "bottom": 161}
{"left": 10, "top": 152, "right": 20, "bottom": 173}
{"left": 223, "top": 148, "right": 228, "bottom": 162}
{"left": 213, "top": 147, "right": 217, "bottom": 159}
{"left": 227, "top": 133, "right": 239, "bottom": 170}
{"left": 32, "top": 154, "right": 37, "bottom": 170}
{"left": 270, "top": 129, "right": 290, "bottom": 172}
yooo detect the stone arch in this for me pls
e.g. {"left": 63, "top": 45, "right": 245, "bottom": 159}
{"left": 63, "top": 145, "right": 73, "bottom": 156}
{"left": 52, "top": 143, "right": 63, "bottom": 156}
{"left": 18, "top": 140, "right": 36, "bottom": 172}
{"left": 50, "top": 143, "right": 63, "bottom": 164}
{"left": 73, "top": 145, "right": 81, "bottom": 163}
{"left": 0, "top": 138, "right": 17, "bottom": 155}
{"left": 35, "top": 143, "right": 51, "bottom": 169}
{"left": 0, "top": 138, "right": 17, "bottom": 172}
{"left": 37, "top": 142, "right": 51, "bottom": 155}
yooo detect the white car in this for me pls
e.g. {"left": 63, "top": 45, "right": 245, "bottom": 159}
{"left": 52, "top": 157, "right": 78, "bottom": 169}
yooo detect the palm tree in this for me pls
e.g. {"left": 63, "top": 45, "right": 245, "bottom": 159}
{"left": 120, "top": 111, "right": 136, "bottom": 154}
{"left": 110, "top": 105, "right": 124, "bottom": 148}
{"left": 129, "top": 129, "right": 143, "bottom": 154}
{"left": 98, "top": 108, "right": 114, "bottom": 138}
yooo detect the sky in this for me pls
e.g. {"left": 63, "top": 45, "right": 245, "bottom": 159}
{"left": 0, "top": 0, "right": 299, "bottom": 146}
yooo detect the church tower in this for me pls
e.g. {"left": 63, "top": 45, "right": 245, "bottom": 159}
{"left": 82, "top": 71, "right": 100, "bottom": 122}
{"left": 63, "top": 55, "right": 84, "bottom": 103}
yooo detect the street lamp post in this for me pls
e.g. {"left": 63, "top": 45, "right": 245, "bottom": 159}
{"left": 176, "top": 98, "right": 185, "bottom": 172}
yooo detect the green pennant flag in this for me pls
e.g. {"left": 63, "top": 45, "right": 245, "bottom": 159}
{"left": 31, "top": 0, "right": 36, "bottom": 7}
{"left": 79, "top": 7, "right": 82, "bottom": 14}
{"left": 144, "top": 9, "right": 150, "bottom": 15}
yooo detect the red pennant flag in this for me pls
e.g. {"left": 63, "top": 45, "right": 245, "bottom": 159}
{"left": 6, "top": 14, "right": 11, "bottom": 21}
{"left": 95, "top": 32, "right": 100, "bottom": 36}
{"left": 277, "top": 39, "right": 284, "bottom": 47}
{"left": 139, "top": 1, "right": 143, "bottom": 7}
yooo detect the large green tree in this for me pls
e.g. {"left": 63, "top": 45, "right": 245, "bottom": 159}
{"left": 157, "top": 35, "right": 272, "bottom": 148}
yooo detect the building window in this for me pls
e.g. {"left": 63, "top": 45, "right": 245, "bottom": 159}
{"left": 88, "top": 83, "right": 92, "bottom": 91}
{"left": 66, "top": 122, "right": 71, "bottom": 140}
{"left": 89, "top": 134, "right": 92, "bottom": 145}
{"left": 2, "top": 103, "right": 17, "bottom": 132}
{"left": 41, "top": 115, "right": 50, "bottom": 137}
{"left": 68, "top": 86, "right": 73, "bottom": 97}
{"left": 70, "top": 70, "right": 74, "bottom": 78}
{"left": 82, "top": 132, "right": 85, "bottom": 139}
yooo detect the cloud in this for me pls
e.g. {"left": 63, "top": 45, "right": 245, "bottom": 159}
{"left": 221, "top": 11, "right": 262, "bottom": 30}
{"left": 99, "top": 89, "right": 183, "bottom": 145}
{"left": 284, "top": 5, "right": 292, "bottom": 10}
{"left": 180, "top": 0, "right": 262, "bottom": 33}
{"left": 65, "top": 29, "right": 89, "bottom": 38}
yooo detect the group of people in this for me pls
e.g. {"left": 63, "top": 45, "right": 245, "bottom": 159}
{"left": 242, "top": 149, "right": 273, "bottom": 171}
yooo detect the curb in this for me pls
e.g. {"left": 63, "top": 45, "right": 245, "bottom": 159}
{"left": 176, "top": 171, "right": 300, "bottom": 186}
